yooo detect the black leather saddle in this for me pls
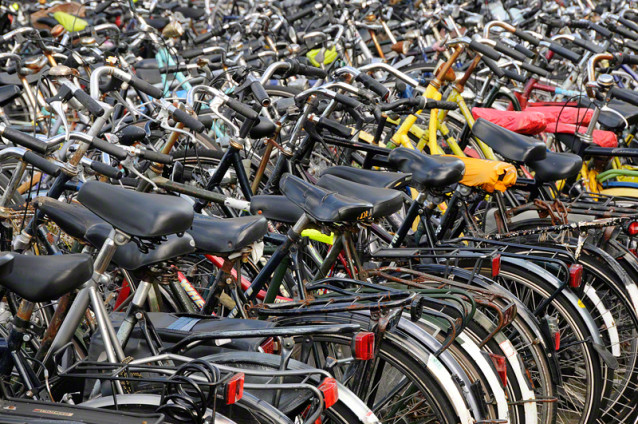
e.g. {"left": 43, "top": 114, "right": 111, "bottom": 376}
{"left": 0, "top": 253, "right": 92, "bottom": 302}
{"left": 249, "top": 195, "right": 304, "bottom": 224}
{"left": 320, "top": 166, "right": 410, "bottom": 189}
{"left": 605, "top": 98, "right": 638, "bottom": 128}
{"left": 528, "top": 151, "right": 582, "bottom": 183}
{"left": 577, "top": 98, "right": 638, "bottom": 131}
{"left": 279, "top": 174, "right": 373, "bottom": 223}
{"left": 0, "top": 85, "right": 21, "bottom": 106}
{"left": 188, "top": 214, "right": 268, "bottom": 254}
{"left": 77, "top": 181, "right": 194, "bottom": 238}
{"left": 472, "top": 118, "right": 547, "bottom": 163}
{"left": 316, "top": 174, "right": 403, "bottom": 219}
{"left": 36, "top": 198, "right": 195, "bottom": 271}
{"left": 387, "top": 148, "right": 465, "bottom": 190}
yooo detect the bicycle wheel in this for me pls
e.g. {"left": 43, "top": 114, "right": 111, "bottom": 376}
{"left": 272, "top": 313, "right": 464, "bottom": 424}
{"left": 494, "top": 263, "right": 603, "bottom": 424}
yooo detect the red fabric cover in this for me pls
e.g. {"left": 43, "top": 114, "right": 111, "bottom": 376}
{"left": 472, "top": 107, "right": 546, "bottom": 135}
{"left": 526, "top": 106, "right": 593, "bottom": 126}
{"left": 549, "top": 123, "right": 618, "bottom": 148}
{"left": 472, "top": 108, "right": 547, "bottom": 135}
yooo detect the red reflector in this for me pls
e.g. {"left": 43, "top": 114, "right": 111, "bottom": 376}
{"left": 568, "top": 264, "right": 583, "bottom": 288}
{"left": 225, "top": 373, "right": 244, "bottom": 405}
{"left": 491, "top": 254, "right": 501, "bottom": 278}
{"left": 554, "top": 331, "right": 561, "bottom": 351}
{"left": 628, "top": 221, "right": 638, "bottom": 235}
{"left": 489, "top": 354, "right": 508, "bottom": 387}
{"left": 318, "top": 377, "right": 338, "bottom": 409}
{"left": 354, "top": 332, "right": 375, "bottom": 360}
{"left": 260, "top": 337, "right": 274, "bottom": 354}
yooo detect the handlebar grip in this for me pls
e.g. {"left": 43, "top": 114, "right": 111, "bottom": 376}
{"left": 334, "top": 93, "right": 362, "bottom": 109}
{"left": 90, "top": 137, "right": 128, "bottom": 161}
{"left": 287, "top": 7, "right": 314, "bottom": 22}
{"left": 197, "top": 114, "right": 214, "bottom": 130}
{"left": 1, "top": 127, "right": 48, "bottom": 154}
{"left": 619, "top": 16, "right": 638, "bottom": 35}
{"left": 47, "top": 85, "right": 74, "bottom": 103}
{"left": 171, "top": 108, "right": 205, "bottom": 133}
{"left": 589, "top": 22, "right": 612, "bottom": 38}
{"left": 182, "top": 47, "right": 204, "bottom": 60}
{"left": 619, "top": 54, "right": 638, "bottom": 65}
{"left": 572, "top": 37, "right": 604, "bottom": 54}
{"left": 425, "top": 100, "right": 459, "bottom": 110}
{"left": 514, "top": 28, "right": 540, "bottom": 46}
{"left": 249, "top": 80, "right": 271, "bottom": 107}
{"left": 610, "top": 87, "right": 638, "bottom": 107}
{"left": 94, "top": 0, "right": 115, "bottom": 15}
{"left": 544, "top": 18, "right": 564, "bottom": 28}
{"left": 547, "top": 42, "right": 581, "bottom": 63}
{"left": 139, "top": 149, "right": 173, "bottom": 165}
{"left": 514, "top": 43, "right": 535, "bottom": 58}
{"left": 355, "top": 72, "right": 390, "bottom": 100}
{"left": 73, "top": 89, "right": 105, "bottom": 117}
{"left": 494, "top": 44, "right": 527, "bottom": 62}
{"left": 482, "top": 57, "right": 506, "bottom": 79}
{"left": 520, "top": 61, "right": 550, "bottom": 77}
{"left": 317, "top": 117, "right": 353, "bottom": 138}
{"left": 611, "top": 25, "right": 638, "bottom": 42}
{"left": 568, "top": 19, "right": 590, "bottom": 29}
{"left": 194, "top": 32, "right": 215, "bottom": 45}
{"left": 503, "top": 68, "right": 527, "bottom": 83}
{"left": 469, "top": 40, "right": 501, "bottom": 61}
{"left": 89, "top": 160, "right": 122, "bottom": 179}
{"left": 128, "top": 75, "right": 163, "bottom": 99}
{"left": 23, "top": 151, "right": 60, "bottom": 176}
{"left": 627, "top": 40, "right": 638, "bottom": 53}
{"left": 226, "top": 98, "right": 259, "bottom": 120}
{"left": 296, "top": 63, "right": 328, "bottom": 79}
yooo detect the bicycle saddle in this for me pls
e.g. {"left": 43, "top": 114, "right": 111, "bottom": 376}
{"left": 471, "top": 118, "right": 547, "bottom": 164}
{"left": 250, "top": 195, "right": 304, "bottom": 224}
{"left": 279, "top": 174, "right": 373, "bottom": 223}
{"left": 320, "top": 166, "right": 410, "bottom": 189}
{"left": 316, "top": 174, "right": 403, "bottom": 219}
{"left": 77, "top": 181, "right": 194, "bottom": 238}
{"left": 188, "top": 214, "right": 268, "bottom": 254}
{"left": 0, "top": 85, "right": 21, "bottom": 107}
{"left": 0, "top": 253, "right": 92, "bottom": 302}
{"left": 36, "top": 198, "right": 196, "bottom": 271}
{"left": 387, "top": 148, "right": 465, "bottom": 190}
{"left": 527, "top": 151, "right": 582, "bottom": 183}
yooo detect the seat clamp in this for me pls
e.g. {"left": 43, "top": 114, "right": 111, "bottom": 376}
{"left": 113, "top": 229, "right": 131, "bottom": 246}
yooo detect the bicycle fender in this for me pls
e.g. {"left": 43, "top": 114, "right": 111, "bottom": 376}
{"left": 503, "top": 257, "right": 618, "bottom": 370}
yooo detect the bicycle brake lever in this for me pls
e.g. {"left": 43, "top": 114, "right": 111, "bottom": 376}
{"left": 49, "top": 100, "right": 70, "bottom": 142}
{"left": 158, "top": 120, "right": 200, "bottom": 145}
{"left": 208, "top": 98, "right": 240, "bottom": 136}
{"left": 120, "top": 156, "right": 159, "bottom": 191}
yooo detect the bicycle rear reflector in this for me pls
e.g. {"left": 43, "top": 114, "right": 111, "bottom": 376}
{"left": 568, "top": 264, "right": 583, "bottom": 288}
{"left": 353, "top": 332, "right": 375, "bottom": 360}
{"left": 626, "top": 221, "right": 638, "bottom": 236}
{"left": 491, "top": 254, "right": 501, "bottom": 278}
{"left": 260, "top": 337, "right": 275, "bottom": 354}
{"left": 225, "top": 373, "right": 245, "bottom": 405}
{"left": 318, "top": 377, "right": 339, "bottom": 408}
{"left": 489, "top": 354, "right": 508, "bottom": 387}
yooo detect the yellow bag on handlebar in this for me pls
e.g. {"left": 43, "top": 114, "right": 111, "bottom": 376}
{"left": 307, "top": 47, "right": 338, "bottom": 67}
{"left": 53, "top": 11, "right": 88, "bottom": 32}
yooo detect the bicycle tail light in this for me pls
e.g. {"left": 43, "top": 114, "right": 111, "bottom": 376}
{"left": 489, "top": 354, "right": 508, "bottom": 387}
{"left": 568, "top": 264, "right": 583, "bottom": 288}
{"left": 225, "top": 373, "right": 244, "bottom": 405}
{"left": 491, "top": 254, "right": 501, "bottom": 278}
{"left": 352, "top": 332, "right": 375, "bottom": 360}
{"left": 318, "top": 377, "right": 339, "bottom": 409}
